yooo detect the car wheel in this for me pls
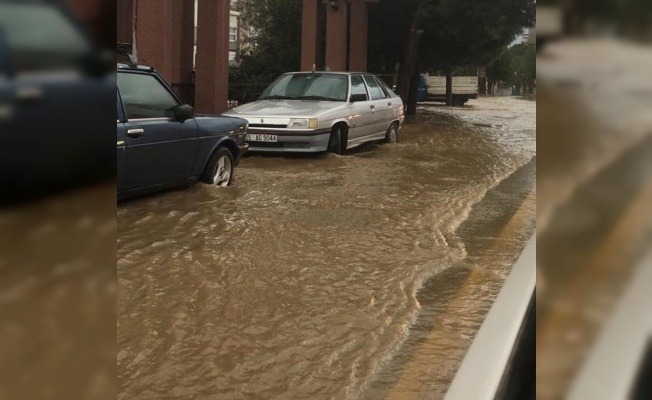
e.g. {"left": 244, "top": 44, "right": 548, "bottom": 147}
{"left": 328, "top": 126, "right": 347, "bottom": 155}
{"left": 384, "top": 123, "right": 399, "bottom": 144}
{"left": 201, "top": 147, "right": 235, "bottom": 187}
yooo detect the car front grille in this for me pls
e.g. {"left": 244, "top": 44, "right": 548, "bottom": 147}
{"left": 248, "top": 124, "right": 288, "bottom": 129}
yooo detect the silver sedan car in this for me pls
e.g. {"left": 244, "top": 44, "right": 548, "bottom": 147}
{"left": 223, "top": 72, "right": 405, "bottom": 154}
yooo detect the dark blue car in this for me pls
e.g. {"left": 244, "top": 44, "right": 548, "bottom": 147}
{"left": 117, "top": 64, "right": 249, "bottom": 200}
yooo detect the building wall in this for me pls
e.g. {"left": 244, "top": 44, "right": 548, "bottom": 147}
{"left": 193, "top": 0, "right": 242, "bottom": 67}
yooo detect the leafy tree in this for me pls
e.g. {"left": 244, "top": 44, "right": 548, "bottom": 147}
{"left": 486, "top": 49, "right": 513, "bottom": 95}
{"left": 231, "top": 0, "right": 302, "bottom": 83}
{"left": 509, "top": 43, "right": 536, "bottom": 96}
{"left": 375, "top": 0, "right": 535, "bottom": 110}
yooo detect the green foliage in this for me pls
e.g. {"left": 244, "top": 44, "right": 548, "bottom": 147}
{"left": 485, "top": 42, "right": 535, "bottom": 88}
{"left": 508, "top": 43, "right": 536, "bottom": 81}
{"left": 486, "top": 49, "right": 513, "bottom": 83}
{"left": 453, "top": 66, "right": 477, "bottom": 76}
{"left": 367, "top": 1, "right": 415, "bottom": 74}
{"left": 368, "top": 0, "right": 535, "bottom": 74}
{"left": 233, "top": 0, "right": 537, "bottom": 84}
{"left": 231, "top": 0, "right": 302, "bottom": 83}
{"left": 418, "top": 0, "right": 535, "bottom": 71}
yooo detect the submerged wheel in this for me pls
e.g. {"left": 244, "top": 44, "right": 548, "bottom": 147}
{"left": 384, "top": 123, "right": 399, "bottom": 144}
{"left": 201, "top": 147, "right": 234, "bottom": 187}
{"left": 328, "top": 126, "right": 347, "bottom": 155}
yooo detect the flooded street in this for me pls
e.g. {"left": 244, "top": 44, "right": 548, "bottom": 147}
{"left": 117, "top": 96, "right": 536, "bottom": 399}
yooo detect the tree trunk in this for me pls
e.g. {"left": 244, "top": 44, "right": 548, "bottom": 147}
{"left": 561, "top": 0, "right": 576, "bottom": 36}
{"left": 488, "top": 80, "right": 494, "bottom": 95}
{"left": 397, "top": 12, "right": 421, "bottom": 111}
{"left": 407, "top": 71, "right": 419, "bottom": 115}
{"left": 445, "top": 70, "right": 453, "bottom": 106}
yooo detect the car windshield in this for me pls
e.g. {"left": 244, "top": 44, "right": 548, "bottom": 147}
{"left": 0, "top": 3, "right": 92, "bottom": 73}
{"left": 259, "top": 73, "right": 349, "bottom": 102}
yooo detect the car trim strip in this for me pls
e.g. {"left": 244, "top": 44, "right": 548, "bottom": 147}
{"left": 127, "top": 117, "right": 173, "bottom": 122}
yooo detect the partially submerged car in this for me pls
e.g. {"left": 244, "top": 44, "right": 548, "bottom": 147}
{"left": 223, "top": 72, "right": 405, "bottom": 154}
{"left": 117, "top": 63, "right": 248, "bottom": 200}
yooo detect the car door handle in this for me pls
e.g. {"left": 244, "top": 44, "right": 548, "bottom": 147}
{"left": 127, "top": 128, "right": 144, "bottom": 138}
{"left": 370, "top": 105, "right": 375, "bottom": 109}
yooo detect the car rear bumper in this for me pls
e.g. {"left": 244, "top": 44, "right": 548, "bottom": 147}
{"left": 245, "top": 129, "right": 331, "bottom": 153}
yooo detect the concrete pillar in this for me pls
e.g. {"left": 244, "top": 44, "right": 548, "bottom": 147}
{"left": 130, "top": 0, "right": 194, "bottom": 103}
{"left": 195, "top": 0, "right": 230, "bottom": 114}
{"left": 301, "top": 0, "right": 320, "bottom": 71}
{"left": 325, "top": 0, "right": 348, "bottom": 71}
{"left": 116, "top": 0, "right": 134, "bottom": 44}
{"left": 348, "top": 0, "right": 368, "bottom": 72}
{"left": 170, "top": 0, "right": 195, "bottom": 86}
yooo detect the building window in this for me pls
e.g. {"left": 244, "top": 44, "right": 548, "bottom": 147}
{"left": 229, "top": 27, "right": 237, "bottom": 42}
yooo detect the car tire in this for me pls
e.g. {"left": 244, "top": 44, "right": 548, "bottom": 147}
{"left": 328, "top": 126, "right": 347, "bottom": 155}
{"left": 201, "top": 147, "right": 235, "bottom": 187}
{"left": 384, "top": 122, "right": 399, "bottom": 144}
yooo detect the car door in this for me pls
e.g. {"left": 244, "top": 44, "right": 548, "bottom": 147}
{"left": 363, "top": 75, "right": 393, "bottom": 137}
{"left": 117, "top": 90, "right": 127, "bottom": 192}
{"left": 348, "top": 74, "right": 375, "bottom": 141}
{"left": 117, "top": 71, "right": 198, "bottom": 191}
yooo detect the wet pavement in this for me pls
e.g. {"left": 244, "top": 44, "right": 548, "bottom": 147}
{"left": 117, "top": 96, "right": 536, "bottom": 399}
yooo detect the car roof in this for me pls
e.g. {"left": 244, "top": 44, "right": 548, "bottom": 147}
{"left": 285, "top": 71, "right": 376, "bottom": 76}
{"left": 116, "top": 63, "right": 155, "bottom": 73}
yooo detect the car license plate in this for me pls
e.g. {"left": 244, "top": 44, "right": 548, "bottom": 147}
{"left": 246, "top": 134, "right": 278, "bottom": 142}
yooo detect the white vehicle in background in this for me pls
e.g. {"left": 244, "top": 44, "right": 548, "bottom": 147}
{"left": 418, "top": 74, "right": 479, "bottom": 106}
{"left": 223, "top": 72, "right": 405, "bottom": 154}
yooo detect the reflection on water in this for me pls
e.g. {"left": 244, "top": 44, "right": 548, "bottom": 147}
{"left": 118, "top": 97, "right": 535, "bottom": 399}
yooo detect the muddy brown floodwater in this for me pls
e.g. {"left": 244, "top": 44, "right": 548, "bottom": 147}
{"left": 117, "top": 97, "right": 536, "bottom": 400}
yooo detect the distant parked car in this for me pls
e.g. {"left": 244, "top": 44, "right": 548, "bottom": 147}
{"left": 117, "top": 64, "right": 248, "bottom": 200}
{"left": 222, "top": 72, "right": 405, "bottom": 154}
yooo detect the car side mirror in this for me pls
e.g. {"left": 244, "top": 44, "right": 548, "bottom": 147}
{"left": 175, "top": 104, "right": 194, "bottom": 122}
{"left": 349, "top": 94, "right": 368, "bottom": 103}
